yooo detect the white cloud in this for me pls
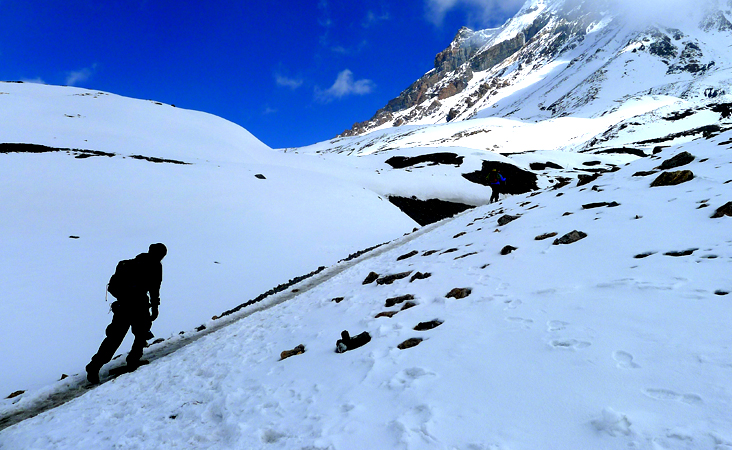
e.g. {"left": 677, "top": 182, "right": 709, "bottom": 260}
{"left": 65, "top": 64, "right": 97, "bottom": 86}
{"left": 21, "top": 77, "right": 46, "bottom": 84}
{"left": 315, "top": 69, "right": 375, "bottom": 102}
{"left": 275, "top": 74, "right": 304, "bottom": 90}
{"left": 362, "top": 10, "right": 391, "bottom": 28}
{"left": 425, "top": 0, "right": 524, "bottom": 26}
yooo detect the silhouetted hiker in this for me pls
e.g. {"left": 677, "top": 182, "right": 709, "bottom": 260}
{"left": 487, "top": 168, "right": 506, "bottom": 203}
{"left": 86, "top": 243, "right": 167, "bottom": 384}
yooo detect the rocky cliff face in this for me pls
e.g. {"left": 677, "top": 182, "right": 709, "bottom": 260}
{"left": 338, "top": 0, "right": 732, "bottom": 138}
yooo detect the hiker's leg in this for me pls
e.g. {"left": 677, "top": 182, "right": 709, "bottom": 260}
{"left": 127, "top": 304, "right": 152, "bottom": 364}
{"left": 490, "top": 186, "right": 499, "bottom": 203}
{"left": 89, "top": 302, "right": 130, "bottom": 368}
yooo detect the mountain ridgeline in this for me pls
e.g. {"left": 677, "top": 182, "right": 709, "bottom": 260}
{"left": 339, "top": 0, "right": 732, "bottom": 137}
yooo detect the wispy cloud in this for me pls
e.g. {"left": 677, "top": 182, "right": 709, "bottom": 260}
{"left": 315, "top": 69, "right": 375, "bottom": 102}
{"left": 362, "top": 10, "right": 391, "bottom": 28}
{"left": 275, "top": 74, "right": 304, "bottom": 90}
{"left": 64, "top": 64, "right": 98, "bottom": 86}
{"left": 263, "top": 105, "right": 278, "bottom": 115}
{"left": 424, "top": 0, "right": 524, "bottom": 27}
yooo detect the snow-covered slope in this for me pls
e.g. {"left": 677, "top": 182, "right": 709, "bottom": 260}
{"left": 0, "top": 82, "right": 417, "bottom": 398}
{"left": 2, "top": 113, "right": 731, "bottom": 449}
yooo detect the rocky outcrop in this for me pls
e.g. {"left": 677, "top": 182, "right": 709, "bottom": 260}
{"left": 650, "top": 170, "right": 695, "bottom": 187}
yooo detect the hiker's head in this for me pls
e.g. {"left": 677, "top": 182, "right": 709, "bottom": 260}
{"left": 149, "top": 243, "right": 167, "bottom": 260}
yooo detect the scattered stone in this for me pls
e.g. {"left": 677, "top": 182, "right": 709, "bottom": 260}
{"left": 6, "top": 390, "right": 24, "bottom": 399}
{"left": 715, "top": 290, "right": 729, "bottom": 296}
{"left": 151, "top": 338, "right": 165, "bottom": 345}
{"left": 711, "top": 201, "right": 732, "bottom": 218}
{"left": 535, "top": 232, "right": 558, "bottom": 241}
{"left": 453, "top": 232, "right": 467, "bottom": 238}
{"left": 280, "top": 344, "right": 305, "bottom": 360}
{"left": 385, "top": 294, "right": 415, "bottom": 307}
{"left": 657, "top": 151, "right": 695, "bottom": 170}
{"left": 591, "top": 185, "right": 603, "bottom": 192}
{"left": 500, "top": 245, "right": 518, "bottom": 255}
{"left": 553, "top": 230, "right": 587, "bottom": 245}
{"left": 376, "top": 271, "right": 413, "bottom": 285}
{"left": 582, "top": 201, "right": 620, "bottom": 209}
{"left": 583, "top": 160, "right": 602, "bottom": 166}
{"left": 332, "top": 297, "right": 345, "bottom": 303}
{"left": 446, "top": 287, "right": 472, "bottom": 299}
{"left": 401, "top": 301, "right": 417, "bottom": 311}
{"left": 375, "top": 311, "right": 399, "bottom": 319}
{"left": 440, "top": 248, "right": 459, "bottom": 254}
{"left": 422, "top": 250, "right": 439, "bottom": 257}
{"left": 633, "top": 170, "right": 658, "bottom": 177}
{"left": 336, "top": 330, "right": 371, "bottom": 353}
{"left": 497, "top": 214, "right": 520, "bottom": 226}
{"left": 397, "top": 338, "right": 423, "bottom": 350}
{"left": 455, "top": 252, "right": 478, "bottom": 260}
{"left": 664, "top": 249, "right": 698, "bottom": 257}
{"left": 634, "top": 252, "right": 656, "bottom": 259}
{"left": 578, "top": 173, "right": 601, "bottom": 186}
{"left": 69, "top": 235, "right": 80, "bottom": 239}
{"left": 363, "top": 272, "right": 379, "bottom": 285}
{"left": 414, "top": 320, "right": 444, "bottom": 331}
{"left": 410, "top": 272, "right": 432, "bottom": 282}
{"left": 562, "top": 212, "right": 573, "bottom": 216}
{"left": 397, "top": 250, "right": 419, "bottom": 261}
{"left": 255, "top": 174, "right": 266, "bottom": 180}
{"left": 59, "top": 374, "right": 68, "bottom": 381}
{"left": 650, "top": 170, "right": 694, "bottom": 187}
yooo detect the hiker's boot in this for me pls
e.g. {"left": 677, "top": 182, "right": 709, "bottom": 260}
{"left": 86, "top": 362, "right": 100, "bottom": 384}
{"left": 126, "top": 359, "right": 150, "bottom": 371}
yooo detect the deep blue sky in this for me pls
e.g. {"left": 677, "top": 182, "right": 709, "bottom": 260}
{"left": 0, "top": 1, "right": 523, "bottom": 148}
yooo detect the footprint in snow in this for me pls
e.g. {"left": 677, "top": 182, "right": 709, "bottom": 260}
{"left": 550, "top": 339, "right": 591, "bottom": 350}
{"left": 506, "top": 317, "right": 533, "bottom": 329}
{"left": 642, "top": 388, "right": 703, "bottom": 405}
{"left": 547, "top": 320, "right": 569, "bottom": 332}
{"left": 613, "top": 351, "right": 640, "bottom": 369}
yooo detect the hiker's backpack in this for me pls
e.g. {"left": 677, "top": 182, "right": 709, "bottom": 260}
{"left": 107, "top": 258, "right": 139, "bottom": 299}
{"left": 487, "top": 172, "right": 500, "bottom": 184}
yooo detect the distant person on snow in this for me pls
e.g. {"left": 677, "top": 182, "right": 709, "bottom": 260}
{"left": 86, "top": 243, "right": 167, "bottom": 384}
{"left": 487, "top": 168, "right": 506, "bottom": 203}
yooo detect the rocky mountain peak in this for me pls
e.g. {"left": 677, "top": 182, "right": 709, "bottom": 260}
{"left": 338, "top": 0, "right": 732, "bottom": 138}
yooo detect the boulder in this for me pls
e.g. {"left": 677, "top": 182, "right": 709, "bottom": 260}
{"left": 362, "top": 272, "right": 379, "bottom": 285}
{"left": 335, "top": 330, "right": 371, "bottom": 353}
{"left": 500, "top": 245, "right": 518, "bottom": 255}
{"left": 397, "top": 338, "right": 424, "bottom": 350}
{"left": 657, "top": 151, "right": 695, "bottom": 170}
{"left": 410, "top": 272, "right": 432, "bottom": 282}
{"left": 650, "top": 170, "right": 694, "bottom": 187}
{"left": 414, "top": 320, "right": 444, "bottom": 331}
{"left": 582, "top": 202, "right": 620, "bottom": 209}
{"left": 446, "top": 287, "right": 472, "bottom": 299}
{"left": 535, "top": 232, "right": 558, "bottom": 241}
{"left": 401, "top": 301, "right": 417, "bottom": 311}
{"left": 497, "top": 214, "right": 520, "bottom": 226}
{"left": 385, "top": 294, "right": 415, "bottom": 308}
{"left": 6, "top": 390, "right": 25, "bottom": 399}
{"left": 711, "top": 201, "right": 732, "bottom": 218}
{"left": 553, "top": 230, "right": 587, "bottom": 245}
{"left": 280, "top": 344, "right": 306, "bottom": 360}
{"left": 397, "top": 250, "right": 419, "bottom": 261}
{"left": 376, "top": 271, "right": 413, "bottom": 285}
{"left": 375, "top": 311, "right": 399, "bottom": 319}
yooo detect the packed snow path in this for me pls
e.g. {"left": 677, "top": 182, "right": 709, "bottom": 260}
{"left": 0, "top": 220, "right": 448, "bottom": 433}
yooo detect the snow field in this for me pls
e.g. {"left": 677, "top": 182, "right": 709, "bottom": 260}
{"left": 3, "top": 127, "right": 731, "bottom": 449}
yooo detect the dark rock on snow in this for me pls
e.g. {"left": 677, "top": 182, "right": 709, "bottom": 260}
{"left": 535, "top": 232, "right": 558, "bottom": 241}
{"left": 497, "top": 214, "right": 520, "bottom": 226}
{"left": 582, "top": 202, "right": 620, "bottom": 209}
{"left": 397, "top": 338, "right": 424, "bottom": 350}
{"left": 397, "top": 250, "right": 419, "bottom": 261}
{"left": 500, "top": 245, "right": 518, "bottom": 255}
{"left": 657, "top": 151, "right": 695, "bottom": 170}
{"left": 385, "top": 294, "right": 415, "bottom": 308}
{"left": 650, "top": 170, "right": 694, "bottom": 187}
{"left": 363, "top": 272, "right": 379, "bottom": 285}
{"left": 414, "top": 320, "right": 444, "bottom": 331}
{"left": 553, "top": 230, "right": 587, "bottom": 245}
{"left": 446, "top": 287, "right": 472, "bottom": 299}
{"left": 388, "top": 196, "right": 474, "bottom": 226}
{"left": 410, "top": 272, "right": 432, "bottom": 282}
{"left": 376, "top": 271, "right": 413, "bottom": 285}
{"left": 711, "top": 201, "right": 732, "bottom": 218}
{"left": 280, "top": 344, "right": 305, "bottom": 360}
{"left": 336, "top": 330, "right": 371, "bottom": 353}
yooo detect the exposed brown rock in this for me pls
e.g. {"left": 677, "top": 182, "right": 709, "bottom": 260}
{"left": 446, "top": 287, "right": 472, "bottom": 299}
{"left": 398, "top": 338, "right": 424, "bottom": 350}
{"left": 650, "top": 170, "right": 694, "bottom": 187}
